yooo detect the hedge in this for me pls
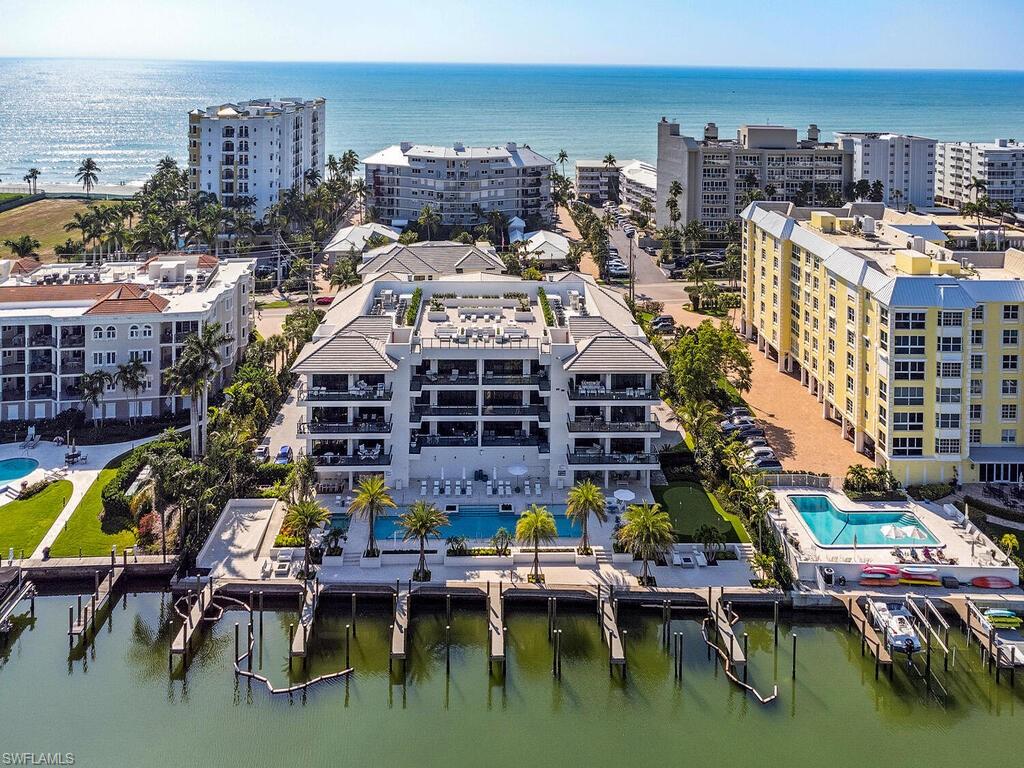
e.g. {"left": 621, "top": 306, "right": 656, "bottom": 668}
{"left": 100, "top": 449, "right": 146, "bottom": 526}
{"left": 255, "top": 462, "right": 293, "bottom": 486}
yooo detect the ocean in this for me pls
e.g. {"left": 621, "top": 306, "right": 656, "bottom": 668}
{"left": 1, "top": 58, "right": 1023, "bottom": 186}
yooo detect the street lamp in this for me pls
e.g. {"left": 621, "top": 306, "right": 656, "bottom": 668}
{"left": 625, "top": 229, "right": 635, "bottom": 305}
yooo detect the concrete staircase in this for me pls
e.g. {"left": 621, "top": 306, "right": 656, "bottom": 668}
{"left": 735, "top": 543, "right": 756, "bottom": 562}
{"left": 595, "top": 547, "right": 614, "bottom": 566}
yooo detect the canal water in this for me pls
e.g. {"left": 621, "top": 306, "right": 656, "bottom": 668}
{"left": 0, "top": 590, "right": 1019, "bottom": 767}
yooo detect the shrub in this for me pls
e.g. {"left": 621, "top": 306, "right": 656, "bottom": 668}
{"left": 254, "top": 462, "right": 292, "bottom": 486}
{"left": 17, "top": 479, "right": 53, "bottom": 500}
{"left": 537, "top": 287, "right": 555, "bottom": 326}
{"left": 404, "top": 287, "right": 423, "bottom": 326}
{"left": 137, "top": 511, "right": 158, "bottom": 547}
{"left": 274, "top": 532, "right": 303, "bottom": 548}
{"left": 906, "top": 482, "right": 955, "bottom": 501}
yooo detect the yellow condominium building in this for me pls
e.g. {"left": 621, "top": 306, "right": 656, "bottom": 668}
{"left": 739, "top": 200, "right": 1024, "bottom": 486}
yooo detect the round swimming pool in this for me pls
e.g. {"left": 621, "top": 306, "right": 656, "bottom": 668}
{"left": 0, "top": 457, "right": 39, "bottom": 483}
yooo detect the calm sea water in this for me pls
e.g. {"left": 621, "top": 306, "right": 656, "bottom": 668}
{"left": 1, "top": 58, "right": 1024, "bottom": 185}
{"left": 0, "top": 591, "right": 1019, "bottom": 767}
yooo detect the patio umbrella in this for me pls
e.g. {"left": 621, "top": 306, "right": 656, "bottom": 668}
{"left": 462, "top": 466, "right": 467, "bottom": 480}
{"left": 614, "top": 489, "right": 636, "bottom": 503}
{"left": 879, "top": 523, "right": 903, "bottom": 540}
{"left": 508, "top": 464, "right": 528, "bottom": 477}
{"left": 900, "top": 525, "right": 927, "bottom": 540}
{"left": 853, "top": 533, "right": 857, "bottom": 551}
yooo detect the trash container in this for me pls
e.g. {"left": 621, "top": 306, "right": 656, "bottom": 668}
{"left": 822, "top": 567, "right": 835, "bottom": 586}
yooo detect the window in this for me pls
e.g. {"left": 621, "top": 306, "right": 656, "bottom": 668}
{"left": 894, "top": 311, "right": 926, "bottom": 330}
{"left": 129, "top": 325, "right": 139, "bottom": 339}
{"left": 893, "top": 387, "right": 923, "bottom": 405}
{"left": 105, "top": 351, "right": 116, "bottom": 365}
{"left": 934, "top": 438, "right": 961, "bottom": 454}
{"left": 938, "top": 311, "right": 963, "bottom": 327}
{"left": 971, "top": 379, "right": 984, "bottom": 396}
{"left": 1003, "top": 355, "right": 1019, "bottom": 371}
{"left": 846, "top": 352, "right": 855, "bottom": 370}
{"left": 1004, "top": 304, "right": 1019, "bottom": 321}
{"left": 828, "top": 338, "right": 835, "bottom": 353}
{"left": 1002, "top": 429, "right": 1017, "bottom": 444}
{"left": 1001, "top": 404, "right": 1018, "bottom": 421}
{"left": 92, "top": 352, "right": 103, "bottom": 366}
{"left": 970, "top": 404, "right": 983, "bottom": 421}
{"left": 891, "top": 437, "right": 923, "bottom": 456}
{"left": 971, "top": 329, "right": 984, "bottom": 345}
{"left": 970, "top": 354, "right": 984, "bottom": 371}
{"left": 895, "top": 335, "right": 926, "bottom": 355}
{"left": 846, "top": 330, "right": 855, "bottom": 347}
{"left": 142, "top": 324, "right": 153, "bottom": 338}
{"left": 937, "top": 362, "right": 961, "bottom": 378}
{"left": 892, "top": 412, "right": 924, "bottom": 431}
{"left": 878, "top": 406, "right": 888, "bottom": 425}
{"left": 1005, "top": 329, "right": 1019, "bottom": 345}
{"left": 129, "top": 350, "right": 153, "bottom": 364}
{"left": 936, "top": 413, "right": 961, "bottom": 429}
{"left": 969, "top": 429, "right": 982, "bottom": 445}
{"left": 936, "top": 387, "right": 961, "bottom": 403}
{"left": 972, "top": 306, "right": 985, "bottom": 321}
{"left": 879, "top": 381, "right": 888, "bottom": 401}
{"left": 879, "top": 329, "right": 888, "bottom": 351}
{"left": 847, "top": 307, "right": 855, "bottom": 323}
{"left": 92, "top": 327, "right": 103, "bottom": 340}
{"left": 105, "top": 326, "right": 116, "bottom": 339}
{"left": 1003, "top": 379, "right": 1019, "bottom": 396}
{"left": 937, "top": 336, "right": 962, "bottom": 353}
{"left": 894, "top": 361, "right": 925, "bottom": 380}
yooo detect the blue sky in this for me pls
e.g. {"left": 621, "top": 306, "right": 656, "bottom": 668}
{"left": 3, "top": 0, "right": 1023, "bottom": 69}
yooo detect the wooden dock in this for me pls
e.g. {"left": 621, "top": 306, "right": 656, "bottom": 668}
{"left": 945, "top": 596, "right": 1024, "bottom": 669}
{"left": 712, "top": 594, "right": 746, "bottom": 667}
{"left": 487, "top": 581, "right": 505, "bottom": 662}
{"left": 391, "top": 588, "right": 410, "bottom": 661}
{"left": 290, "top": 582, "right": 320, "bottom": 658}
{"left": 600, "top": 596, "right": 625, "bottom": 666}
{"left": 170, "top": 577, "right": 215, "bottom": 655}
{"left": 68, "top": 567, "right": 123, "bottom": 637}
{"left": 843, "top": 596, "right": 893, "bottom": 669}
{"left": 0, "top": 572, "right": 35, "bottom": 627}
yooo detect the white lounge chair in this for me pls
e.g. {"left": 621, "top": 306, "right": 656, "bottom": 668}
{"left": 445, "top": 480, "right": 452, "bottom": 495}
{"left": 524, "top": 481, "right": 531, "bottom": 497}
{"left": 433, "top": 481, "right": 440, "bottom": 497}
{"left": 534, "top": 481, "right": 541, "bottom": 496}
{"left": 486, "top": 480, "right": 493, "bottom": 496}
{"left": 421, "top": 480, "right": 428, "bottom": 496}
{"left": 466, "top": 481, "right": 473, "bottom": 495}
{"left": 693, "top": 551, "right": 708, "bottom": 567}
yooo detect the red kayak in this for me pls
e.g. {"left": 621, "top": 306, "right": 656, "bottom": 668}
{"left": 971, "top": 576, "right": 1015, "bottom": 590}
{"left": 862, "top": 565, "right": 900, "bottom": 576}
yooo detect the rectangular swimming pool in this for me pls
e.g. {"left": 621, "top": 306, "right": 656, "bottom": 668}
{"left": 789, "top": 494, "right": 940, "bottom": 548}
{"left": 374, "top": 504, "right": 580, "bottom": 541}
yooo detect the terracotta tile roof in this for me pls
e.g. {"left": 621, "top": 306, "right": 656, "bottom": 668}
{"left": 84, "top": 285, "right": 170, "bottom": 314}
{"left": 0, "top": 282, "right": 170, "bottom": 314}
{"left": 10, "top": 258, "right": 43, "bottom": 276}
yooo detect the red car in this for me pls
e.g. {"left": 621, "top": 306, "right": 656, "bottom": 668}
{"left": 315, "top": 296, "right": 334, "bottom": 306}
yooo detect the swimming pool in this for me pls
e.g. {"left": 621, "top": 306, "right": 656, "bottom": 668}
{"left": 0, "top": 458, "right": 38, "bottom": 483}
{"left": 374, "top": 504, "right": 580, "bottom": 541}
{"left": 790, "top": 495, "right": 940, "bottom": 548}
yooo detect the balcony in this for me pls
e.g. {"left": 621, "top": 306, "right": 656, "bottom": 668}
{"left": 481, "top": 405, "right": 549, "bottom": 419}
{"left": 1, "top": 388, "right": 25, "bottom": 401}
{"left": 28, "top": 360, "right": 54, "bottom": 374}
{"left": 28, "top": 385, "right": 54, "bottom": 401}
{"left": 481, "top": 434, "right": 547, "bottom": 448}
{"left": 411, "top": 405, "right": 478, "bottom": 418}
{"left": 312, "top": 450, "right": 392, "bottom": 467}
{"left": 409, "top": 434, "right": 478, "bottom": 453}
{"left": 297, "top": 420, "right": 392, "bottom": 436}
{"left": 411, "top": 374, "right": 479, "bottom": 389}
{"left": 566, "top": 450, "right": 659, "bottom": 465}
{"left": 567, "top": 387, "right": 657, "bottom": 401}
{"left": 299, "top": 385, "right": 393, "bottom": 403}
{"left": 28, "top": 334, "right": 55, "bottom": 348}
{"left": 567, "top": 418, "right": 660, "bottom": 433}
{"left": 59, "top": 334, "right": 85, "bottom": 348}
{"left": 0, "top": 362, "right": 24, "bottom": 375}
{"left": 481, "top": 373, "right": 550, "bottom": 388}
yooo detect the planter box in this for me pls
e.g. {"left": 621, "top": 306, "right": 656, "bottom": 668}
{"left": 514, "top": 311, "right": 535, "bottom": 322}
{"left": 269, "top": 547, "right": 304, "bottom": 560}
{"left": 512, "top": 549, "right": 576, "bottom": 565}
{"left": 575, "top": 551, "right": 598, "bottom": 567}
{"left": 321, "top": 555, "right": 345, "bottom": 568}
{"left": 427, "top": 310, "right": 449, "bottom": 322}
{"left": 612, "top": 552, "right": 635, "bottom": 565}
{"left": 359, "top": 555, "right": 382, "bottom": 569}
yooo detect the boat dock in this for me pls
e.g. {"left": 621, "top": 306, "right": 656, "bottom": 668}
{"left": 487, "top": 581, "right": 505, "bottom": 663}
{"left": 842, "top": 596, "right": 893, "bottom": 674}
{"left": 711, "top": 591, "right": 746, "bottom": 667}
{"left": 391, "top": 587, "right": 410, "bottom": 662}
{"left": 68, "top": 567, "right": 123, "bottom": 638}
{"left": 289, "top": 581, "right": 320, "bottom": 659}
{"left": 170, "top": 576, "right": 216, "bottom": 655}
{"left": 0, "top": 569, "right": 35, "bottom": 629}
{"left": 945, "top": 596, "right": 1024, "bottom": 674}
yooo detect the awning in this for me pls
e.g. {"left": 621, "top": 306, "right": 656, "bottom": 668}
{"left": 969, "top": 446, "right": 1024, "bottom": 464}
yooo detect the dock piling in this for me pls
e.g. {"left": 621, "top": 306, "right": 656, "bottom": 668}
{"left": 743, "top": 633, "right": 749, "bottom": 684}
{"left": 445, "top": 624, "right": 450, "bottom": 675}
{"left": 345, "top": 624, "right": 351, "bottom": 667}
{"left": 288, "top": 624, "right": 294, "bottom": 669}
{"left": 773, "top": 601, "right": 779, "bottom": 646}
{"left": 234, "top": 623, "right": 239, "bottom": 672}
{"left": 791, "top": 633, "right": 797, "bottom": 680}
{"left": 351, "top": 592, "right": 357, "bottom": 637}
{"left": 247, "top": 622, "right": 253, "bottom": 672}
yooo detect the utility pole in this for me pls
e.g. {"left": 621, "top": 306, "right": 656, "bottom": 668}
{"left": 627, "top": 230, "right": 636, "bottom": 305}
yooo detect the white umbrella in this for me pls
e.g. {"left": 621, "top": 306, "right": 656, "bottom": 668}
{"left": 853, "top": 532, "right": 858, "bottom": 551}
{"left": 462, "top": 466, "right": 467, "bottom": 480}
{"left": 880, "top": 523, "right": 902, "bottom": 540}
{"left": 901, "top": 525, "right": 927, "bottom": 540}
{"left": 614, "top": 488, "right": 636, "bottom": 503}
{"left": 508, "top": 464, "right": 528, "bottom": 477}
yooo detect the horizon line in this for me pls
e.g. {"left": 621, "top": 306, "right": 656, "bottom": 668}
{"left": 1, "top": 54, "right": 1023, "bottom": 74}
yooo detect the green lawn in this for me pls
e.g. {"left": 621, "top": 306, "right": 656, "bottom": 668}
{"left": 653, "top": 481, "right": 749, "bottom": 543}
{"left": 0, "top": 193, "right": 26, "bottom": 204}
{"left": 49, "top": 467, "right": 136, "bottom": 557}
{"left": 0, "top": 480, "right": 73, "bottom": 556}
{"left": 255, "top": 299, "right": 292, "bottom": 309}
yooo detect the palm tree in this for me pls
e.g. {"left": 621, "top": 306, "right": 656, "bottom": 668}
{"left": 76, "top": 158, "right": 100, "bottom": 197}
{"left": 3, "top": 235, "right": 41, "bottom": 258}
{"left": 616, "top": 502, "right": 674, "bottom": 586}
{"left": 966, "top": 175, "right": 987, "bottom": 203}
{"left": 695, "top": 523, "right": 725, "bottom": 565}
{"left": 686, "top": 259, "right": 710, "bottom": 310}
{"left": 114, "top": 358, "right": 147, "bottom": 425}
{"left": 556, "top": 149, "right": 569, "bottom": 178}
{"left": 721, "top": 442, "right": 753, "bottom": 479}
{"left": 340, "top": 149, "right": 360, "bottom": 179}
{"left": 328, "top": 255, "right": 360, "bottom": 291}
{"left": 682, "top": 220, "right": 707, "bottom": 256}
{"left": 418, "top": 205, "right": 441, "bottom": 240}
{"left": 165, "top": 322, "right": 233, "bottom": 456}
{"left": 350, "top": 178, "right": 367, "bottom": 220}
{"left": 23, "top": 168, "right": 40, "bottom": 194}
{"left": 79, "top": 370, "right": 113, "bottom": 427}
{"left": 348, "top": 474, "right": 396, "bottom": 557}
{"left": 303, "top": 167, "right": 322, "bottom": 192}
{"left": 516, "top": 504, "right": 557, "bottom": 583}
{"left": 398, "top": 501, "right": 450, "bottom": 580}
{"left": 63, "top": 210, "right": 93, "bottom": 248}
{"left": 844, "top": 464, "right": 871, "bottom": 493}
{"left": 565, "top": 479, "right": 607, "bottom": 554}
{"left": 130, "top": 447, "right": 186, "bottom": 561}
{"left": 284, "top": 499, "right": 331, "bottom": 578}
{"left": 1000, "top": 533, "right": 1019, "bottom": 558}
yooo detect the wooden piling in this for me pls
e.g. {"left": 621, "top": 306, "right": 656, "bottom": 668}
{"left": 791, "top": 633, "right": 797, "bottom": 679}
{"left": 773, "top": 601, "right": 779, "bottom": 646}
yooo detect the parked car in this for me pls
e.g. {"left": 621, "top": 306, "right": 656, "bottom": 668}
{"left": 669, "top": 268, "right": 687, "bottom": 280}
{"left": 608, "top": 266, "right": 630, "bottom": 279}
{"left": 254, "top": 445, "right": 270, "bottom": 463}
{"left": 315, "top": 296, "right": 334, "bottom": 306}
{"left": 742, "top": 435, "right": 769, "bottom": 448}
{"left": 274, "top": 445, "right": 294, "bottom": 465}
{"left": 751, "top": 458, "right": 783, "bottom": 471}
{"left": 651, "top": 315, "right": 676, "bottom": 333}
{"left": 725, "top": 406, "right": 751, "bottom": 419}
{"left": 747, "top": 447, "right": 777, "bottom": 461}
{"left": 735, "top": 426, "right": 766, "bottom": 439}
{"left": 720, "top": 416, "right": 756, "bottom": 431}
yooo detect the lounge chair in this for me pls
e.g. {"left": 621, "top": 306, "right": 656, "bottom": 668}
{"left": 486, "top": 480, "right": 493, "bottom": 496}
{"left": 421, "top": 480, "right": 428, "bottom": 496}
{"left": 466, "top": 481, "right": 473, "bottom": 495}
{"left": 534, "top": 481, "right": 541, "bottom": 496}
{"left": 524, "top": 481, "right": 531, "bottom": 497}
{"left": 445, "top": 480, "right": 452, "bottom": 495}
{"left": 433, "top": 481, "right": 440, "bottom": 497}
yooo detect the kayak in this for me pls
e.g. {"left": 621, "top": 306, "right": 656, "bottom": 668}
{"left": 901, "top": 566, "right": 938, "bottom": 577}
{"left": 899, "top": 577, "right": 942, "bottom": 587}
{"left": 860, "top": 577, "right": 899, "bottom": 587}
{"left": 971, "top": 576, "right": 1015, "bottom": 589}
{"left": 984, "top": 609, "right": 1018, "bottom": 619}
{"left": 863, "top": 565, "right": 901, "bottom": 576}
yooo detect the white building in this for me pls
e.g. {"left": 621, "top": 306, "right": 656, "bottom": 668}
{"left": 935, "top": 139, "right": 1024, "bottom": 211}
{"left": 323, "top": 223, "right": 400, "bottom": 265}
{"left": 292, "top": 272, "right": 665, "bottom": 495}
{"left": 619, "top": 160, "right": 657, "bottom": 212}
{"left": 656, "top": 120, "right": 853, "bottom": 236}
{"left": 188, "top": 98, "right": 326, "bottom": 218}
{"left": 363, "top": 142, "right": 555, "bottom": 228}
{"left": 0, "top": 255, "right": 255, "bottom": 422}
{"left": 575, "top": 159, "right": 622, "bottom": 203}
{"left": 834, "top": 132, "right": 936, "bottom": 209}
{"left": 522, "top": 230, "right": 571, "bottom": 269}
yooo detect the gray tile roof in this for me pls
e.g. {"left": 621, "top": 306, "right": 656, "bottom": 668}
{"left": 564, "top": 332, "right": 666, "bottom": 374}
{"left": 292, "top": 331, "right": 397, "bottom": 374}
{"left": 567, "top": 316, "right": 618, "bottom": 340}
{"left": 358, "top": 243, "right": 505, "bottom": 276}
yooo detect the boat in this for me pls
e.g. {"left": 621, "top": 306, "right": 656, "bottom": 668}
{"left": 971, "top": 576, "right": 1015, "bottom": 590}
{"left": 868, "top": 600, "right": 921, "bottom": 655}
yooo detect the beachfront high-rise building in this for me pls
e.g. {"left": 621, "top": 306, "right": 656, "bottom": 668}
{"left": 935, "top": 139, "right": 1024, "bottom": 211}
{"left": 362, "top": 143, "right": 555, "bottom": 229}
{"left": 188, "top": 97, "right": 326, "bottom": 218}
{"left": 575, "top": 159, "right": 656, "bottom": 212}
{"left": 0, "top": 254, "right": 254, "bottom": 423}
{"left": 834, "top": 132, "right": 936, "bottom": 209}
{"left": 656, "top": 120, "right": 853, "bottom": 236}
{"left": 619, "top": 160, "right": 657, "bottom": 213}
{"left": 292, "top": 271, "right": 664, "bottom": 494}
{"left": 739, "top": 199, "right": 1024, "bottom": 485}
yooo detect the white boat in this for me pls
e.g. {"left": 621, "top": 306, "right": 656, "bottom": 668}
{"left": 867, "top": 600, "right": 922, "bottom": 655}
